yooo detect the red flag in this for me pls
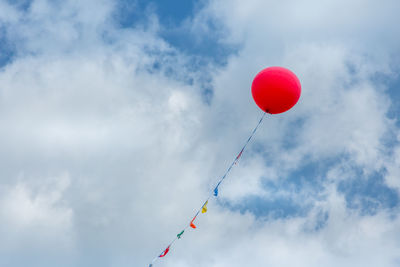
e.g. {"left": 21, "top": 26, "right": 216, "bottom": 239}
{"left": 235, "top": 149, "right": 244, "bottom": 164}
{"left": 190, "top": 216, "right": 197, "bottom": 229}
{"left": 159, "top": 246, "right": 170, "bottom": 257}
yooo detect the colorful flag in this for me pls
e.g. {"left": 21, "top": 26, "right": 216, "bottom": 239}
{"left": 190, "top": 216, "right": 197, "bottom": 229}
{"left": 234, "top": 149, "right": 244, "bottom": 164}
{"left": 202, "top": 200, "right": 208, "bottom": 213}
{"left": 159, "top": 246, "right": 170, "bottom": 257}
{"left": 214, "top": 182, "right": 221, "bottom": 196}
{"left": 177, "top": 230, "right": 184, "bottom": 239}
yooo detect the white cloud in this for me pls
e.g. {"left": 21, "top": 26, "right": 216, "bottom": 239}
{"left": 384, "top": 133, "right": 400, "bottom": 191}
{"left": 0, "top": 173, "right": 74, "bottom": 266}
{"left": 1, "top": 173, "right": 71, "bottom": 227}
{"left": 161, "top": 186, "right": 400, "bottom": 267}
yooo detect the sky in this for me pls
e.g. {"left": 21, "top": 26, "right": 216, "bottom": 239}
{"left": 0, "top": 0, "right": 400, "bottom": 266}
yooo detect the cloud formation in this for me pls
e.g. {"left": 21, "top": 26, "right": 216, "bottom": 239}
{"left": 0, "top": 0, "right": 399, "bottom": 266}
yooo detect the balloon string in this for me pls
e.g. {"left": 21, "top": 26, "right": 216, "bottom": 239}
{"left": 212, "top": 111, "right": 267, "bottom": 189}
{"left": 149, "top": 111, "right": 267, "bottom": 266}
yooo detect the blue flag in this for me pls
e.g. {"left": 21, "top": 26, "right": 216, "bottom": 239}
{"left": 214, "top": 182, "right": 221, "bottom": 196}
{"left": 214, "top": 187, "right": 218, "bottom": 196}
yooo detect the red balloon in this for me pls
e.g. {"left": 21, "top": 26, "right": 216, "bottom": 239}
{"left": 251, "top": 66, "right": 301, "bottom": 114}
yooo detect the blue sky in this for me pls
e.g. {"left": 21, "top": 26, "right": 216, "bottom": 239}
{"left": 0, "top": 0, "right": 400, "bottom": 267}
{"left": 118, "top": 0, "right": 195, "bottom": 25}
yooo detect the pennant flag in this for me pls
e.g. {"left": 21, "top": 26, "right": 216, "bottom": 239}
{"left": 177, "top": 230, "right": 184, "bottom": 239}
{"left": 213, "top": 187, "right": 218, "bottom": 196}
{"left": 214, "top": 182, "right": 220, "bottom": 196}
{"left": 190, "top": 216, "right": 197, "bottom": 229}
{"left": 159, "top": 246, "right": 170, "bottom": 258}
{"left": 202, "top": 200, "right": 208, "bottom": 213}
{"left": 234, "top": 149, "right": 244, "bottom": 164}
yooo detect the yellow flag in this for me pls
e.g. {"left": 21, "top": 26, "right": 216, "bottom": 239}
{"left": 202, "top": 200, "right": 208, "bottom": 213}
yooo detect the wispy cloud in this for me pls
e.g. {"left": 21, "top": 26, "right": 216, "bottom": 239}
{"left": 0, "top": 0, "right": 399, "bottom": 266}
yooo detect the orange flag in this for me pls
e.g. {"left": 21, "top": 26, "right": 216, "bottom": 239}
{"left": 190, "top": 216, "right": 197, "bottom": 229}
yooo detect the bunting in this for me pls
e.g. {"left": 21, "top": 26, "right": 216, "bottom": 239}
{"left": 202, "top": 200, "right": 208, "bottom": 213}
{"left": 190, "top": 216, "right": 197, "bottom": 229}
{"left": 148, "top": 112, "right": 267, "bottom": 266}
{"left": 234, "top": 149, "right": 244, "bottom": 164}
{"left": 213, "top": 181, "right": 221, "bottom": 196}
{"left": 159, "top": 246, "right": 170, "bottom": 258}
{"left": 177, "top": 230, "right": 184, "bottom": 239}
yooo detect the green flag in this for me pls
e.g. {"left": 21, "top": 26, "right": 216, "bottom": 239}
{"left": 177, "top": 230, "right": 184, "bottom": 239}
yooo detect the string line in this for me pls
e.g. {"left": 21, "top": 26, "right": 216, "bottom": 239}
{"left": 149, "top": 111, "right": 267, "bottom": 266}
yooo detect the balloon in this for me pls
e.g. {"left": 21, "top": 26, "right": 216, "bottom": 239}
{"left": 251, "top": 66, "right": 301, "bottom": 114}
